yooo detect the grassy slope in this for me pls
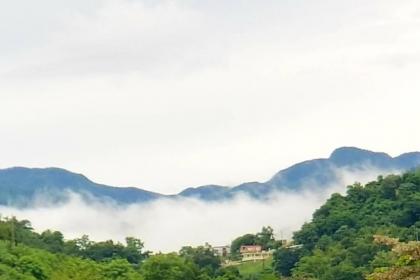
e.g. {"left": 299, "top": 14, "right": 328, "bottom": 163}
{"left": 236, "top": 257, "right": 279, "bottom": 279}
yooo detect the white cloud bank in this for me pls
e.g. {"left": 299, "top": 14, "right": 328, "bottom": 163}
{"left": 0, "top": 167, "right": 397, "bottom": 252}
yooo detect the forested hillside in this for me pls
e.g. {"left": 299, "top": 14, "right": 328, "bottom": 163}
{"left": 0, "top": 217, "right": 252, "bottom": 279}
{"left": 273, "top": 170, "right": 420, "bottom": 279}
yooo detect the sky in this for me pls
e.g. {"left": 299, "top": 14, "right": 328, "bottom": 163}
{"left": 1, "top": 0, "right": 420, "bottom": 194}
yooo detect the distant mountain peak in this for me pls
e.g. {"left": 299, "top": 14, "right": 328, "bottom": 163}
{"left": 329, "top": 146, "right": 392, "bottom": 167}
{"left": 0, "top": 147, "right": 419, "bottom": 206}
{"left": 330, "top": 146, "right": 374, "bottom": 156}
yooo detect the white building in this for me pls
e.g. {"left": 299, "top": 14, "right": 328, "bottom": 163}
{"left": 213, "top": 245, "right": 230, "bottom": 257}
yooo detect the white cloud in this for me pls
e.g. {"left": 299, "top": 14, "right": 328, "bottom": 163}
{"left": 0, "top": 0, "right": 420, "bottom": 193}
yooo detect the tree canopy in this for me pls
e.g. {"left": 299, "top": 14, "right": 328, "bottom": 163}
{"left": 273, "top": 170, "right": 420, "bottom": 280}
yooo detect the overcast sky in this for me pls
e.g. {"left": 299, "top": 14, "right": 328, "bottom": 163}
{"left": 1, "top": 0, "right": 420, "bottom": 194}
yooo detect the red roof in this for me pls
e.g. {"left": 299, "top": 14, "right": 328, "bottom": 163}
{"left": 240, "top": 245, "right": 262, "bottom": 253}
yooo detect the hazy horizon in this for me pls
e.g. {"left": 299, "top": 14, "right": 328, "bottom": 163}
{"left": 1, "top": 1, "right": 420, "bottom": 194}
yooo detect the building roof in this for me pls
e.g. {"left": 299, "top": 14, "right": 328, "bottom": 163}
{"left": 240, "top": 245, "right": 262, "bottom": 253}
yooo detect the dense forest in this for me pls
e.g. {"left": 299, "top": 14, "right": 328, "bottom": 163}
{"left": 273, "top": 170, "right": 420, "bottom": 279}
{"left": 0, "top": 170, "right": 419, "bottom": 279}
{"left": 0, "top": 216, "right": 261, "bottom": 279}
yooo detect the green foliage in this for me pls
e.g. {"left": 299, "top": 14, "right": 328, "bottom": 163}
{"left": 0, "top": 215, "right": 260, "bottom": 280}
{"left": 102, "top": 258, "right": 142, "bottom": 280}
{"left": 273, "top": 247, "right": 301, "bottom": 276}
{"left": 179, "top": 245, "right": 221, "bottom": 276}
{"left": 367, "top": 235, "right": 420, "bottom": 280}
{"left": 0, "top": 216, "right": 147, "bottom": 265}
{"left": 0, "top": 215, "right": 149, "bottom": 279}
{"left": 256, "top": 227, "right": 278, "bottom": 251}
{"left": 231, "top": 226, "right": 280, "bottom": 258}
{"left": 141, "top": 253, "right": 199, "bottom": 280}
{"left": 235, "top": 257, "right": 276, "bottom": 280}
{"left": 215, "top": 266, "right": 242, "bottom": 280}
{"left": 273, "top": 170, "right": 420, "bottom": 280}
{"left": 40, "top": 230, "right": 64, "bottom": 253}
{"left": 231, "top": 234, "right": 257, "bottom": 256}
{"left": 71, "top": 236, "right": 147, "bottom": 264}
{"left": 0, "top": 240, "right": 145, "bottom": 280}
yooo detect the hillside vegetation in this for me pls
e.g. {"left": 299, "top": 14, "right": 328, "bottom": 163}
{"left": 273, "top": 170, "right": 420, "bottom": 279}
{"left": 0, "top": 217, "right": 265, "bottom": 279}
{"left": 236, "top": 257, "right": 278, "bottom": 280}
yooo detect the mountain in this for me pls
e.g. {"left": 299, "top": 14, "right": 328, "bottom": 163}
{"left": 0, "top": 147, "right": 419, "bottom": 206}
{"left": 178, "top": 147, "right": 420, "bottom": 199}
{"left": 0, "top": 167, "right": 162, "bottom": 206}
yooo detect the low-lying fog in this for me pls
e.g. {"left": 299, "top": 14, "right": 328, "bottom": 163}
{"left": 0, "top": 167, "right": 398, "bottom": 252}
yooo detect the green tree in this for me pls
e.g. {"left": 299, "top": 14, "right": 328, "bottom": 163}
{"left": 256, "top": 226, "right": 279, "bottom": 250}
{"left": 40, "top": 230, "right": 64, "bottom": 253}
{"left": 273, "top": 247, "right": 301, "bottom": 276}
{"left": 368, "top": 235, "right": 420, "bottom": 280}
{"left": 124, "top": 237, "right": 147, "bottom": 264}
{"left": 215, "top": 266, "right": 242, "bottom": 280}
{"left": 102, "top": 258, "right": 142, "bottom": 280}
{"left": 179, "top": 245, "right": 221, "bottom": 275}
{"left": 231, "top": 234, "right": 257, "bottom": 256}
{"left": 141, "top": 253, "right": 199, "bottom": 280}
{"left": 277, "top": 171, "right": 420, "bottom": 279}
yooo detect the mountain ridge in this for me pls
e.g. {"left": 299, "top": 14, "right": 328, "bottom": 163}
{"left": 1, "top": 147, "right": 420, "bottom": 206}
